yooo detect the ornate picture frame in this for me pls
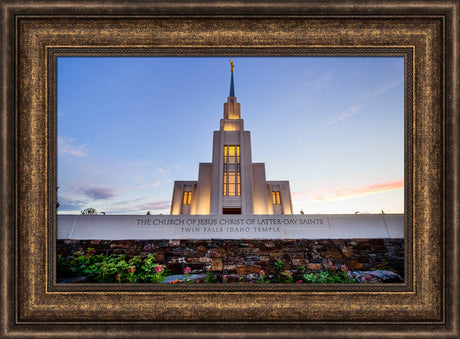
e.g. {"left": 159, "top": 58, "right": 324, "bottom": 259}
{"left": 1, "top": 1, "right": 458, "bottom": 338}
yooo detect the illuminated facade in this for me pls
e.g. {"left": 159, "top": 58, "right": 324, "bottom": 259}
{"left": 170, "top": 62, "right": 293, "bottom": 215}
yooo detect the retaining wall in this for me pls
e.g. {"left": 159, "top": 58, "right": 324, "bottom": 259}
{"left": 57, "top": 238, "right": 405, "bottom": 278}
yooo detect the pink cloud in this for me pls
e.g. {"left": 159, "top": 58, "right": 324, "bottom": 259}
{"left": 58, "top": 136, "right": 88, "bottom": 157}
{"left": 78, "top": 186, "right": 116, "bottom": 200}
{"left": 333, "top": 179, "right": 404, "bottom": 198}
{"left": 293, "top": 179, "right": 404, "bottom": 201}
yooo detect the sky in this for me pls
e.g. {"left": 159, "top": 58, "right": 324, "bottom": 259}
{"left": 57, "top": 56, "right": 404, "bottom": 215}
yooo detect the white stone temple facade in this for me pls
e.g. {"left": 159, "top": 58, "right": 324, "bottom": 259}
{"left": 170, "top": 61, "right": 293, "bottom": 215}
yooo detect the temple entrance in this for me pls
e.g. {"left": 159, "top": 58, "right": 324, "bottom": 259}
{"left": 223, "top": 208, "right": 241, "bottom": 215}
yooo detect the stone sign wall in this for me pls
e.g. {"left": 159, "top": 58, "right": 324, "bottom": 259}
{"left": 58, "top": 214, "right": 404, "bottom": 240}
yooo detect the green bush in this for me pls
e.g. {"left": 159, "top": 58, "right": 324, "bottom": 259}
{"left": 302, "top": 265, "right": 358, "bottom": 284}
{"left": 58, "top": 248, "right": 171, "bottom": 283}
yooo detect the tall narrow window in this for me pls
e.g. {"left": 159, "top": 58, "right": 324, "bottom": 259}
{"left": 182, "top": 191, "right": 192, "bottom": 205}
{"left": 272, "top": 191, "right": 281, "bottom": 205}
{"left": 223, "top": 145, "right": 241, "bottom": 196}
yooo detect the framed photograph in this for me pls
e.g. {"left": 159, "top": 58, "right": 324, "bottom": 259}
{"left": 55, "top": 55, "right": 407, "bottom": 287}
{"left": 1, "top": 1, "right": 458, "bottom": 338}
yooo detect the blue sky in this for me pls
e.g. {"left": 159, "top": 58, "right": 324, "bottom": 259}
{"left": 57, "top": 57, "right": 404, "bottom": 215}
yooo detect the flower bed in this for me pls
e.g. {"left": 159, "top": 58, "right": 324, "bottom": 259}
{"left": 58, "top": 248, "right": 402, "bottom": 284}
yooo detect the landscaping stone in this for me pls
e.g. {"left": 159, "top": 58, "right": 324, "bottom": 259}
{"left": 211, "top": 258, "right": 223, "bottom": 271}
{"left": 161, "top": 274, "right": 206, "bottom": 283}
{"left": 58, "top": 276, "right": 90, "bottom": 283}
{"left": 143, "top": 243, "right": 158, "bottom": 252}
{"left": 349, "top": 262, "right": 365, "bottom": 270}
{"left": 246, "top": 273, "right": 259, "bottom": 281}
{"left": 323, "top": 251, "right": 343, "bottom": 259}
{"left": 236, "top": 264, "right": 261, "bottom": 275}
{"left": 168, "top": 240, "right": 180, "bottom": 247}
{"left": 306, "top": 263, "right": 323, "bottom": 271}
{"left": 350, "top": 270, "right": 403, "bottom": 283}
{"left": 209, "top": 248, "right": 227, "bottom": 258}
{"left": 110, "top": 240, "right": 132, "bottom": 249}
{"left": 291, "top": 259, "right": 306, "bottom": 266}
{"left": 269, "top": 252, "right": 284, "bottom": 261}
{"left": 263, "top": 241, "right": 275, "bottom": 248}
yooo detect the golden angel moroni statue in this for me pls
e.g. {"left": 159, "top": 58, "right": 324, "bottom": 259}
{"left": 229, "top": 58, "right": 235, "bottom": 72}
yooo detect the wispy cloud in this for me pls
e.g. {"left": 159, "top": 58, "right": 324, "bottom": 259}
{"left": 57, "top": 192, "right": 172, "bottom": 214}
{"left": 293, "top": 179, "right": 404, "bottom": 201}
{"left": 357, "top": 78, "right": 403, "bottom": 102}
{"left": 78, "top": 186, "right": 116, "bottom": 200}
{"left": 104, "top": 199, "right": 171, "bottom": 214}
{"left": 308, "top": 70, "right": 334, "bottom": 92}
{"left": 57, "top": 195, "right": 88, "bottom": 213}
{"left": 327, "top": 77, "right": 404, "bottom": 126}
{"left": 150, "top": 167, "right": 178, "bottom": 188}
{"left": 327, "top": 104, "right": 361, "bottom": 126}
{"left": 58, "top": 196, "right": 87, "bottom": 207}
{"left": 58, "top": 136, "right": 88, "bottom": 157}
{"left": 137, "top": 200, "right": 171, "bottom": 211}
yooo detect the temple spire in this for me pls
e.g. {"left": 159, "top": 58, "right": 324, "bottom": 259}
{"left": 229, "top": 58, "right": 235, "bottom": 97}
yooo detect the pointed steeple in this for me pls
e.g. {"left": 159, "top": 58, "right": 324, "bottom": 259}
{"left": 229, "top": 59, "right": 235, "bottom": 97}
{"left": 223, "top": 59, "right": 241, "bottom": 120}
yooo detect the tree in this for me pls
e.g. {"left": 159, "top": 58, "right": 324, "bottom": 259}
{"left": 146, "top": 211, "right": 151, "bottom": 215}
{"left": 300, "top": 209, "right": 305, "bottom": 215}
{"left": 81, "top": 208, "right": 97, "bottom": 215}
{"left": 56, "top": 187, "right": 61, "bottom": 209}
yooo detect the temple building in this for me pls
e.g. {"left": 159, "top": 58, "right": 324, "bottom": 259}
{"left": 170, "top": 61, "right": 293, "bottom": 215}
